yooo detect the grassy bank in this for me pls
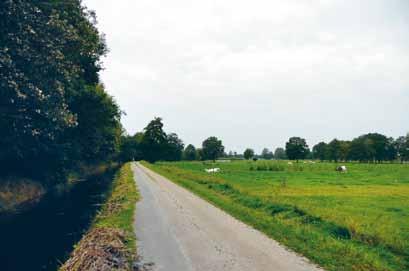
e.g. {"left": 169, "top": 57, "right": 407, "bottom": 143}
{"left": 61, "top": 162, "right": 139, "bottom": 271}
{"left": 0, "top": 178, "right": 45, "bottom": 214}
{"left": 143, "top": 160, "right": 409, "bottom": 271}
{"left": 0, "top": 163, "right": 119, "bottom": 215}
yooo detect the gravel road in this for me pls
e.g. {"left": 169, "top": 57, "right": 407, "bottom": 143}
{"left": 133, "top": 162, "right": 324, "bottom": 271}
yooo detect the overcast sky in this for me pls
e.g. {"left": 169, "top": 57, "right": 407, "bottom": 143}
{"left": 83, "top": 0, "right": 408, "bottom": 153}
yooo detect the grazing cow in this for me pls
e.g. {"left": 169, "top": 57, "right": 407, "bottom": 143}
{"left": 336, "top": 165, "right": 347, "bottom": 172}
{"left": 288, "top": 162, "right": 293, "bottom": 165}
{"left": 205, "top": 168, "right": 220, "bottom": 173}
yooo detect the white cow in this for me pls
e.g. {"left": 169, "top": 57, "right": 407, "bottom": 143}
{"left": 205, "top": 168, "right": 220, "bottom": 173}
{"left": 336, "top": 165, "right": 347, "bottom": 172}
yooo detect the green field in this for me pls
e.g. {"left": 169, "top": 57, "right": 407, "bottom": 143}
{"left": 143, "top": 160, "right": 409, "bottom": 271}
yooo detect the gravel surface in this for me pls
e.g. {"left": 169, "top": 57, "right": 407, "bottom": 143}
{"left": 133, "top": 162, "right": 324, "bottom": 271}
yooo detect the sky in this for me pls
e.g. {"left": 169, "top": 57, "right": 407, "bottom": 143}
{"left": 83, "top": 0, "right": 408, "bottom": 153}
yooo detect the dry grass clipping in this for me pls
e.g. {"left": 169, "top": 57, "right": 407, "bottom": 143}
{"left": 60, "top": 227, "right": 132, "bottom": 271}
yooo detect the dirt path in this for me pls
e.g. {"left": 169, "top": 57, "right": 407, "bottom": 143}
{"left": 132, "top": 162, "right": 324, "bottom": 271}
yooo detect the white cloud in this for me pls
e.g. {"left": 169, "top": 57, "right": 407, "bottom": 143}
{"left": 84, "top": 0, "right": 409, "bottom": 152}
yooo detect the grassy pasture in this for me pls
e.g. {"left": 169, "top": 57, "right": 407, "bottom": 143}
{"left": 143, "top": 160, "right": 409, "bottom": 271}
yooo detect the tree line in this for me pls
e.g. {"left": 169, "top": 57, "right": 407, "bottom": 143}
{"left": 119, "top": 118, "right": 225, "bottom": 163}
{"left": 311, "top": 133, "right": 409, "bottom": 163}
{"left": 1, "top": 0, "right": 122, "bottom": 184}
{"left": 240, "top": 133, "right": 409, "bottom": 163}
{"left": 121, "top": 117, "right": 409, "bottom": 164}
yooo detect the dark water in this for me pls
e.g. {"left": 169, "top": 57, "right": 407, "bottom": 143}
{"left": 0, "top": 171, "right": 115, "bottom": 271}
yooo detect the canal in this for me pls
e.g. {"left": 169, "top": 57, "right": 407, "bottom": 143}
{"left": 0, "top": 170, "right": 115, "bottom": 271}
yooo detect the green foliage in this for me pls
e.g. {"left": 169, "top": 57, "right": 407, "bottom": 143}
{"left": 285, "top": 137, "right": 309, "bottom": 161}
{"left": 0, "top": 0, "right": 118, "bottom": 183}
{"left": 119, "top": 133, "right": 143, "bottom": 162}
{"left": 165, "top": 133, "right": 184, "bottom": 161}
{"left": 261, "top": 148, "right": 274, "bottom": 159}
{"left": 312, "top": 142, "right": 329, "bottom": 161}
{"left": 145, "top": 160, "right": 409, "bottom": 271}
{"left": 243, "top": 148, "right": 255, "bottom": 160}
{"left": 396, "top": 135, "right": 409, "bottom": 161}
{"left": 67, "top": 84, "right": 122, "bottom": 163}
{"left": 140, "top": 117, "right": 168, "bottom": 163}
{"left": 183, "top": 144, "right": 197, "bottom": 161}
{"left": 201, "top": 136, "right": 224, "bottom": 161}
{"left": 123, "top": 118, "right": 185, "bottom": 163}
{"left": 274, "top": 147, "right": 287, "bottom": 160}
{"left": 347, "top": 133, "right": 397, "bottom": 162}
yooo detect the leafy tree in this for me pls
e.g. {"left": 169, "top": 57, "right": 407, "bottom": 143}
{"left": 119, "top": 133, "right": 143, "bottom": 162}
{"left": 0, "top": 0, "right": 110, "bottom": 181}
{"left": 67, "top": 84, "right": 121, "bottom": 163}
{"left": 328, "top": 139, "right": 342, "bottom": 162}
{"left": 261, "top": 148, "right": 274, "bottom": 159}
{"left": 165, "top": 133, "right": 184, "bottom": 161}
{"left": 385, "top": 137, "right": 397, "bottom": 161}
{"left": 347, "top": 133, "right": 390, "bottom": 162}
{"left": 365, "top": 133, "right": 390, "bottom": 162}
{"left": 347, "top": 137, "right": 374, "bottom": 162}
{"left": 312, "top": 142, "right": 328, "bottom": 161}
{"left": 395, "top": 135, "right": 409, "bottom": 162}
{"left": 274, "top": 147, "right": 287, "bottom": 160}
{"left": 183, "top": 144, "right": 197, "bottom": 161}
{"left": 196, "top": 148, "right": 204, "bottom": 161}
{"left": 244, "top": 148, "right": 255, "bottom": 160}
{"left": 140, "top": 118, "right": 168, "bottom": 163}
{"left": 339, "top": 141, "right": 351, "bottom": 161}
{"left": 202, "top": 137, "right": 224, "bottom": 161}
{"left": 285, "top": 137, "right": 309, "bottom": 161}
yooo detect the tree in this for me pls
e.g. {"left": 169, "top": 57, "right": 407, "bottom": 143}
{"left": 261, "top": 148, "right": 274, "bottom": 160}
{"left": 274, "top": 148, "right": 287, "bottom": 160}
{"left": 201, "top": 137, "right": 224, "bottom": 161}
{"left": 119, "top": 132, "right": 143, "bottom": 162}
{"left": 385, "top": 137, "right": 397, "bottom": 161}
{"left": 67, "top": 84, "right": 122, "bottom": 163}
{"left": 285, "top": 137, "right": 309, "bottom": 161}
{"left": 196, "top": 148, "right": 204, "bottom": 161}
{"left": 347, "top": 137, "right": 374, "bottom": 162}
{"left": 365, "top": 133, "right": 390, "bottom": 162}
{"left": 244, "top": 148, "right": 255, "bottom": 160}
{"left": 165, "top": 133, "right": 184, "bottom": 161}
{"left": 312, "top": 142, "right": 328, "bottom": 161}
{"left": 0, "top": 0, "right": 111, "bottom": 181}
{"left": 140, "top": 118, "right": 168, "bottom": 163}
{"left": 395, "top": 135, "right": 409, "bottom": 162}
{"left": 328, "top": 139, "right": 342, "bottom": 162}
{"left": 339, "top": 141, "right": 351, "bottom": 161}
{"left": 183, "top": 144, "right": 197, "bottom": 161}
{"left": 347, "top": 133, "right": 390, "bottom": 162}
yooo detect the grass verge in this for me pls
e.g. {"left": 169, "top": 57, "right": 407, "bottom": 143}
{"left": 60, "top": 162, "right": 139, "bottom": 271}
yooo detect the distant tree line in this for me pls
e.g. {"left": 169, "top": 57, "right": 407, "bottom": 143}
{"left": 268, "top": 133, "right": 409, "bottom": 163}
{"left": 119, "top": 118, "right": 225, "bottom": 163}
{"left": 0, "top": 1, "right": 122, "bottom": 183}
{"left": 311, "top": 133, "right": 409, "bottom": 163}
{"left": 227, "top": 133, "right": 409, "bottom": 163}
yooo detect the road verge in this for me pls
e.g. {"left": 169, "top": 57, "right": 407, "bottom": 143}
{"left": 60, "top": 162, "right": 139, "bottom": 271}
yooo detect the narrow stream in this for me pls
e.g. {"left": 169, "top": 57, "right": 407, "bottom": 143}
{"left": 0, "top": 170, "right": 115, "bottom": 271}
